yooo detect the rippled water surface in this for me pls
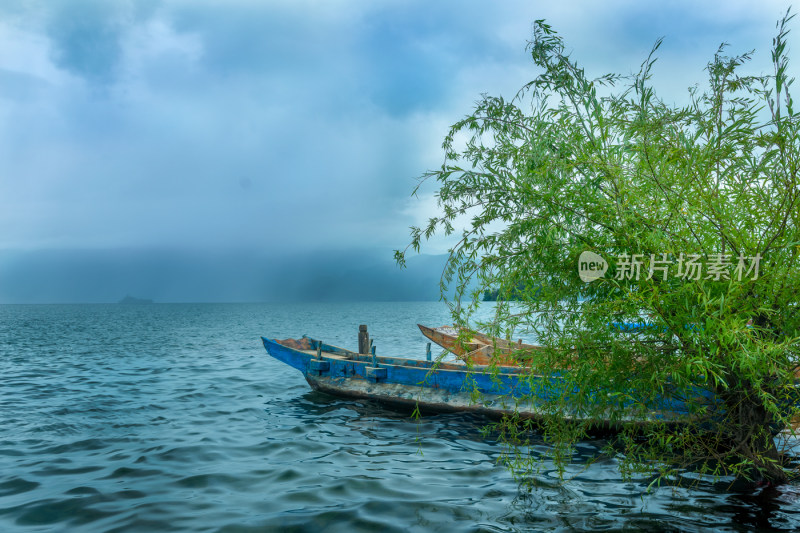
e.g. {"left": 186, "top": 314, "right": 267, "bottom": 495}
{"left": 1, "top": 302, "right": 800, "bottom": 532}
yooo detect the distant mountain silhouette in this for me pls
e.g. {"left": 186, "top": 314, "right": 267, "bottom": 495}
{"left": 0, "top": 248, "right": 458, "bottom": 303}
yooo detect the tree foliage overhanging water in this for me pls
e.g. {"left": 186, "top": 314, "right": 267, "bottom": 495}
{"left": 397, "top": 12, "right": 800, "bottom": 485}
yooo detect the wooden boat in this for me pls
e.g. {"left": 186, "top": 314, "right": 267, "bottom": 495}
{"left": 261, "top": 335, "right": 710, "bottom": 429}
{"left": 417, "top": 324, "right": 542, "bottom": 366}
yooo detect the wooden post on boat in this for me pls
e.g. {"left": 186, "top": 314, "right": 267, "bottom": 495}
{"left": 363, "top": 326, "right": 387, "bottom": 381}
{"left": 309, "top": 340, "right": 329, "bottom": 375}
{"left": 358, "top": 325, "right": 369, "bottom": 354}
{"left": 426, "top": 342, "right": 432, "bottom": 361}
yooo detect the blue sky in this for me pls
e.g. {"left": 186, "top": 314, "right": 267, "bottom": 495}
{"left": 0, "top": 0, "right": 795, "bottom": 302}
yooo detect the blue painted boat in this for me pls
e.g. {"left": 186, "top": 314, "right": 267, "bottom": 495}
{"left": 261, "top": 336, "right": 707, "bottom": 429}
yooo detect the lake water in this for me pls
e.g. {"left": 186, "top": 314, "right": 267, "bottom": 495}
{"left": 1, "top": 302, "right": 800, "bottom": 532}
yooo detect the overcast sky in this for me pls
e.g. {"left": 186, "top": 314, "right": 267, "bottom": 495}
{"left": 0, "top": 0, "right": 795, "bottom": 302}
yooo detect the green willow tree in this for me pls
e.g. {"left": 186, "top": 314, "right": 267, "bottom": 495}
{"left": 397, "top": 14, "right": 800, "bottom": 485}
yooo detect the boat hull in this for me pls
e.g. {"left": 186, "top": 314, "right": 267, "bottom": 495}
{"left": 417, "top": 324, "right": 541, "bottom": 366}
{"left": 261, "top": 336, "right": 701, "bottom": 429}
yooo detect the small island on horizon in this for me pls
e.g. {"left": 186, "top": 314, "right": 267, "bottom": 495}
{"left": 118, "top": 295, "right": 154, "bottom": 305}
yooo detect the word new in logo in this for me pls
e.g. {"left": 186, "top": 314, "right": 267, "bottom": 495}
{"left": 578, "top": 251, "right": 608, "bottom": 282}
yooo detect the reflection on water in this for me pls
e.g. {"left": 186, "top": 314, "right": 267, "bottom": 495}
{"left": 0, "top": 302, "right": 798, "bottom": 532}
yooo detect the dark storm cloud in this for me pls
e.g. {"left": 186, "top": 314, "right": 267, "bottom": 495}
{"left": 168, "top": 3, "right": 325, "bottom": 76}
{"left": 0, "top": 0, "right": 794, "bottom": 302}
{"left": 46, "top": 0, "right": 124, "bottom": 83}
{"left": 356, "top": 4, "right": 513, "bottom": 116}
